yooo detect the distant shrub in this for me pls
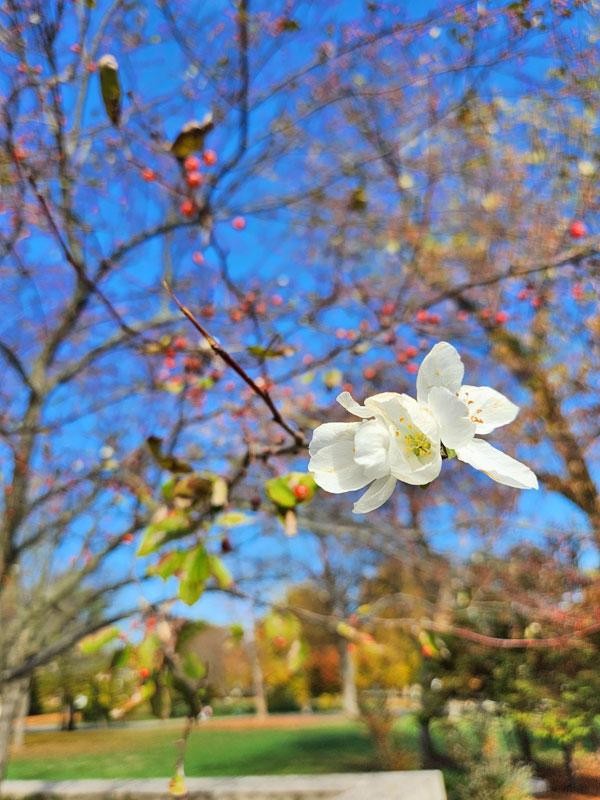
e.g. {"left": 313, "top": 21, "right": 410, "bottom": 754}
{"left": 444, "top": 714, "right": 533, "bottom": 800}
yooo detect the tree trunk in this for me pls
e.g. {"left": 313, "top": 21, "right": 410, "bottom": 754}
{"left": 514, "top": 721, "right": 534, "bottom": 766}
{"left": 419, "top": 716, "right": 457, "bottom": 770}
{"left": 340, "top": 643, "right": 359, "bottom": 718}
{"left": 0, "top": 680, "right": 25, "bottom": 782}
{"left": 249, "top": 636, "right": 267, "bottom": 718}
{"left": 10, "top": 680, "right": 29, "bottom": 750}
{"left": 562, "top": 743, "right": 575, "bottom": 789}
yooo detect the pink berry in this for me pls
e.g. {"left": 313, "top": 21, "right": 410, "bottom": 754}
{"left": 406, "top": 363, "right": 418, "bottom": 374}
{"left": 203, "top": 149, "right": 218, "bottom": 166}
{"left": 495, "top": 311, "right": 509, "bottom": 324}
{"left": 192, "top": 251, "right": 204, "bottom": 265}
{"left": 232, "top": 216, "right": 246, "bottom": 230}
{"left": 416, "top": 309, "right": 428, "bottom": 323}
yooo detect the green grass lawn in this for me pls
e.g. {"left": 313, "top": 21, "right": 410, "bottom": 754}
{"left": 7, "top": 717, "right": 421, "bottom": 780}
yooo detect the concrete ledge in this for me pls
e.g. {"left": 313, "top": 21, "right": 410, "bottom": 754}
{"left": 1, "top": 772, "right": 447, "bottom": 800}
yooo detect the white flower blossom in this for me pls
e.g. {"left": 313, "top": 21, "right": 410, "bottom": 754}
{"left": 308, "top": 391, "right": 442, "bottom": 513}
{"left": 308, "top": 341, "right": 537, "bottom": 514}
{"left": 416, "top": 341, "right": 538, "bottom": 490}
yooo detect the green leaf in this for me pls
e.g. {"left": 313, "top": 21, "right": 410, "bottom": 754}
{"left": 247, "top": 344, "right": 295, "bottom": 359}
{"left": 216, "top": 511, "right": 248, "bottom": 527}
{"left": 138, "top": 634, "right": 160, "bottom": 670}
{"left": 79, "top": 626, "right": 119, "bottom": 654}
{"left": 178, "top": 545, "right": 210, "bottom": 605}
{"left": 137, "top": 510, "right": 192, "bottom": 556}
{"left": 148, "top": 550, "right": 186, "bottom": 580}
{"left": 265, "top": 476, "right": 296, "bottom": 509}
{"left": 111, "top": 645, "right": 133, "bottom": 669}
{"left": 209, "top": 554, "right": 233, "bottom": 588}
{"left": 181, "top": 651, "right": 206, "bottom": 681}
{"left": 322, "top": 368, "right": 343, "bottom": 389}
{"left": 146, "top": 436, "right": 193, "bottom": 474}
{"left": 98, "top": 55, "right": 121, "bottom": 126}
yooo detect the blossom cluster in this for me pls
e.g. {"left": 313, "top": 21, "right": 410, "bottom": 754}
{"left": 308, "top": 342, "right": 538, "bottom": 513}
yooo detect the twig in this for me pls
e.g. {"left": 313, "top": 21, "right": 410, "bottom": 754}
{"left": 163, "top": 281, "right": 307, "bottom": 448}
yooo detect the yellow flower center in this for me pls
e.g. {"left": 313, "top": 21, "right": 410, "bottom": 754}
{"left": 404, "top": 427, "right": 432, "bottom": 458}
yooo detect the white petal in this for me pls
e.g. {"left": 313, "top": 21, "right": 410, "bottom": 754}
{"left": 354, "top": 419, "right": 390, "bottom": 479}
{"left": 309, "top": 421, "right": 360, "bottom": 455}
{"left": 458, "top": 385, "right": 519, "bottom": 434}
{"left": 427, "top": 386, "right": 475, "bottom": 450}
{"left": 394, "top": 394, "right": 440, "bottom": 444}
{"left": 390, "top": 448, "right": 442, "bottom": 486}
{"left": 352, "top": 475, "right": 397, "bottom": 514}
{"left": 336, "top": 391, "right": 374, "bottom": 419}
{"left": 456, "top": 438, "right": 538, "bottom": 489}
{"left": 308, "top": 423, "right": 372, "bottom": 493}
{"left": 416, "top": 341, "right": 464, "bottom": 404}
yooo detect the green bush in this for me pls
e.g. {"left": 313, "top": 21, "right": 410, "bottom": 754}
{"left": 444, "top": 714, "right": 532, "bottom": 800}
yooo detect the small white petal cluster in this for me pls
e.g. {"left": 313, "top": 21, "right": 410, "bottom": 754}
{"left": 308, "top": 341, "right": 538, "bottom": 513}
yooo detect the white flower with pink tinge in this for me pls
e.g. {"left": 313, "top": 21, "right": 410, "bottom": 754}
{"left": 308, "top": 341, "right": 537, "bottom": 514}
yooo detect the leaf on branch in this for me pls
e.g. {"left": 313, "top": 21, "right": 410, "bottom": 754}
{"left": 247, "top": 344, "right": 296, "bottom": 359}
{"left": 181, "top": 651, "right": 207, "bottom": 681}
{"left": 178, "top": 545, "right": 210, "bottom": 605}
{"left": 79, "top": 626, "right": 120, "bottom": 654}
{"left": 322, "top": 368, "right": 343, "bottom": 389}
{"left": 170, "top": 113, "right": 214, "bottom": 160}
{"left": 137, "top": 509, "right": 193, "bottom": 556}
{"left": 265, "top": 476, "right": 297, "bottom": 509}
{"left": 147, "top": 436, "right": 193, "bottom": 473}
{"left": 208, "top": 554, "right": 233, "bottom": 589}
{"left": 98, "top": 54, "right": 121, "bottom": 126}
{"left": 148, "top": 550, "right": 187, "bottom": 580}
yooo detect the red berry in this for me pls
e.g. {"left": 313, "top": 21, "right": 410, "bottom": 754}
{"left": 203, "top": 149, "right": 218, "bottom": 166}
{"left": 396, "top": 350, "right": 407, "bottom": 364}
{"left": 173, "top": 336, "right": 187, "bottom": 350}
{"left": 271, "top": 294, "right": 283, "bottom": 306}
{"left": 141, "top": 167, "right": 156, "bottom": 182}
{"left": 381, "top": 302, "right": 396, "bottom": 316}
{"left": 13, "top": 147, "right": 26, "bottom": 161}
{"left": 406, "top": 362, "right": 418, "bottom": 374}
{"left": 517, "top": 288, "right": 529, "bottom": 301}
{"left": 572, "top": 282, "right": 584, "bottom": 301}
{"left": 405, "top": 345, "right": 418, "bottom": 358}
{"left": 184, "top": 155, "right": 200, "bottom": 172}
{"left": 139, "top": 667, "right": 150, "bottom": 680}
{"left": 164, "top": 356, "right": 176, "bottom": 370}
{"left": 456, "top": 310, "right": 469, "bottom": 321}
{"left": 293, "top": 484, "right": 309, "bottom": 501}
{"left": 569, "top": 220, "right": 586, "bottom": 239}
{"left": 180, "top": 199, "right": 196, "bottom": 217}
{"left": 495, "top": 311, "right": 509, "bottom": 324}
{"left": 427, "top": 313, "right": 441, "bottom": 325}
{"left": 232, "top": 216, "right": 246, "bottom": 230}
{"left": 363, "top": 366, "right": 377, "bottom": 380}
{"left": 186, "top": 170, "right": 203, "bottom": 188}
{"left": 122, "top": 533, "right": 134, "bottom": 544}
{"left": 416, "top": 309, "right": 428, "bottom": 323}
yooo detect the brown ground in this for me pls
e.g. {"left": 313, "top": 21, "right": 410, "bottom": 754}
{"left": 25, "top": 712, "right": 348, "bottom": 731}
{"left": 540, "top": 755, "right": 600, "bottom": 799}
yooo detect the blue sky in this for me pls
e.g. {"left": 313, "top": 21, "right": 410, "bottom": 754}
{"left": 1, "top": 0, "right": 597, "bottom": 635}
